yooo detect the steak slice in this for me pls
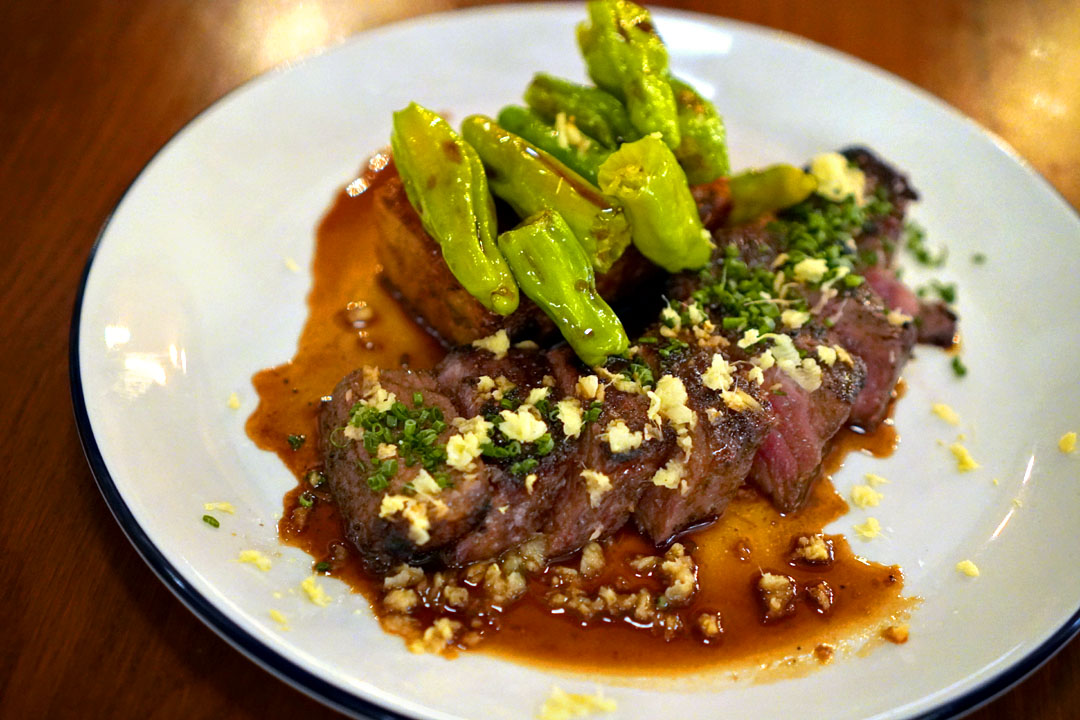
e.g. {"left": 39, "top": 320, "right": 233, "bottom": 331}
{"left": 862, "top": 266, "right": 957, "bottom": 349}
{"left": 634, "top": 345, "right": 772, "bottom": 543}
{"left": 821, "top": 279, "right": 916, "bottom": 430}
{"left": 748, "top": 346, "right": 866, "bottom": 513}
{"left": 445, "top": 450, "right": 574, "bottom": 566}
{"left": 320, "top": 367, "right": 490, "bottom": 573}
{"left": 841, "top": 145, "right": 918, "bottom": 269}
{"left": 915, "top": 301, "right": 958, "bottom": 347}
{"left": 436, "top": 346, "right": 555, "bottom": 418}
{"left": 544, "top": 384, "right": 672, "bottom": 559}
{"left": 434, "top": 346, "right": 575, "bottom": 566}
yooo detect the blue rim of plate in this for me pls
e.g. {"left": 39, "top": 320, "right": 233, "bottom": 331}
{"left": 68, "top": 6, "right": 1080, "bottom": 719}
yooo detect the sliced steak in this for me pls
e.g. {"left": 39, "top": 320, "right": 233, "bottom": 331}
{"left": 748, "top": 346, "right": 866, "bottom": 513}
{"left": 915, "top": 301, "right": 958, "bottom": 347}
{"left": 861, "top": 266, "right": 957, "bottom": 349}
{"left": 434, "top": 346, "right": 575, "bottom": 566}
{"left": 320, "top": 368, "right": 490, "bottom": 573}
{"left": 375, "top": 175, "right": 552, "bottom": 346}
{"left": 820, "top": 280, "right": 916, "bottom": 430}
{"left": 842, "top": 145, "right": 919, "bottom": 208}
{"left": 445, "top": 447, "right": 575, "bottom": 566}
{"left": 543, "top": 381, "right": 672, "bottom": 560}
{"left": 841, "top": 145, "right": 918, "bottom": 269}
{"left": 634, "top": 345, "right": 772, "bottom": 544}
{"left": 436, "top": 346, "right": 556, "bottom": 418}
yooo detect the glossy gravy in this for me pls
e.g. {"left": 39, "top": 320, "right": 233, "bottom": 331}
{"left": 247, "top": 162, "right": 913, "bottom": 675}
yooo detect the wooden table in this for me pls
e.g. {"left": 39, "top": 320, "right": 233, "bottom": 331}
{"left": 3, "top": 1, "right": 1077, "bottom": 717}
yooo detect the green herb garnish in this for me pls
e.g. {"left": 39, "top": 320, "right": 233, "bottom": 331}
{"left": 622, "top": 356, "right": 655, "bottom": 388}
{"left": 903, "top": 221, "right": 947, "bottom": 267}
{"left": 951, "top": 356, "right": 968, "bottom": 378}
{"left": 509, "top": 457, "right": 540, "bottom": 476}
{"left": 348, "top": 400, "right": 447, "bottom": 487}
{"left": 657, "top": 338, "right": 689, "bottom": 359}
{"left": 365, "top": 458, "right": 398, "bottom": 491}
{"left": 918, "top": 279, "right": 957, "bottom": 304}
{"left": 202, "top": 515, "right": 220, "bottom": 528}
{"left": 287, "top": 434, "right": 306, "bottom": 451}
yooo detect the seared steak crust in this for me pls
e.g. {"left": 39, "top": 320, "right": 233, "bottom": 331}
{"left": 634, "top": 346, "right": 772, "bottom": 543}
{"left": 543, "top": 383, "right": 670, "bottom": 560}
{"left": 320, "top": 369, "right": 491, "bottom": 572}
{"left": 435, "top": 347, "right": 574, "bottom": 565}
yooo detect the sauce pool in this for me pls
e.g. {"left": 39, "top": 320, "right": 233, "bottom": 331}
{"left": 247, "top": 162, "right": 914, "bottom": 676}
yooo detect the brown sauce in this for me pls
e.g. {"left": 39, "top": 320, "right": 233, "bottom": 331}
{"left": 483, "top": 476, "right": 908, "bottom": 675}
{"left": 248, "top": 163, "right": 912, "bottom": 675}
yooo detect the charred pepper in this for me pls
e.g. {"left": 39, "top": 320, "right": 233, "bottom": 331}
{"left": 523, "top": 73, "right": 639, "bottom": 149}
{"left": 577, "top": 0, "right": 680, "bottom": 149}
{"left": 496, "top": 105, "right": 611, "bottom": 186}
{"left": 597, "top": 134, "right": 712, "bottom": 272}
{"left": 498, "top": 210, "right": 629, "bottom": 365}
{"left": 726, "top": 164, "right": 818, "bottom": 226}
{"left": 461, "top": 114, "right": 631, "bottom": 273}
{"left": 669, "top": 76, "right": 731, "bottom": 184}
{"left": 390, "top": 102, "right": 519, "bottom": 315}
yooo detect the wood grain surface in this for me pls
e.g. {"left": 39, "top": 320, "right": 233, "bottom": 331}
{"left": 2, "top": 1, "right": 1077, "bottom": 717}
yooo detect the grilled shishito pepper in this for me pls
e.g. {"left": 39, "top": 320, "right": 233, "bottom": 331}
{"left": 390, "top": 102, "right": 519, "bottom": 315}
{"left": 523, "top": 73, "right": 639, "bottom": 150}
{"left": 727, "top": 164, "right": 818, "bottom": 227}
{"left": 461, "top": 114, "right": 631, "bottom": 274}
{"left": 597, "top": 134, "right": 712, "bottom": 272}
{"left": 498, "top": 210, "right": 629, "bottom": 365}
{"left": 670, "top": 76, "right": 731, "bottom": 184}
{"left": 496, "top": 105, "right": 611, "bottom": 186}
{"left": 577, "top": 0, "right": 680, "bottom": 149}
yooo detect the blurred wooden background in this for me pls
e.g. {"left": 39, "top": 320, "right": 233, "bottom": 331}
{"left": 2, "top": 1, "right": 1077, "bottom": 717}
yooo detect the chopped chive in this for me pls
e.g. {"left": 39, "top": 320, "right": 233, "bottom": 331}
{"left": 535, "top": 434, "right": 555, "bottom": 456}
{"left": 287, "top": 434, "right": 306, "bottom": 451}
{"left": 509, "top": 457, "right": 539, "bottom": 476}
{"left": 298, "top": 493, "right": 314, "bottom": 508}
{"left": 202, "top": 514, "right": 220, "bottom": 528}
{"left": 315, "top": 561, "right": 331, "bottom": 573}
{"left": 951, "top": 356, "right": 968, "bottom": 378}
{"left": 918, "top": 279, "right": 957, "bottom": 304}
{"left": 971, "top": 252, "right": 986, "bottom": 265}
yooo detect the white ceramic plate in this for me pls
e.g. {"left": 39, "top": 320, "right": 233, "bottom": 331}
{"left": 72, "top": 5, "right": 1080, "bottom": 719}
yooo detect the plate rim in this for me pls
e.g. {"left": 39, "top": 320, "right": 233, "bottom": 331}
{"left": 68, "top": 4, "right": 1080, "bottom": 719}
